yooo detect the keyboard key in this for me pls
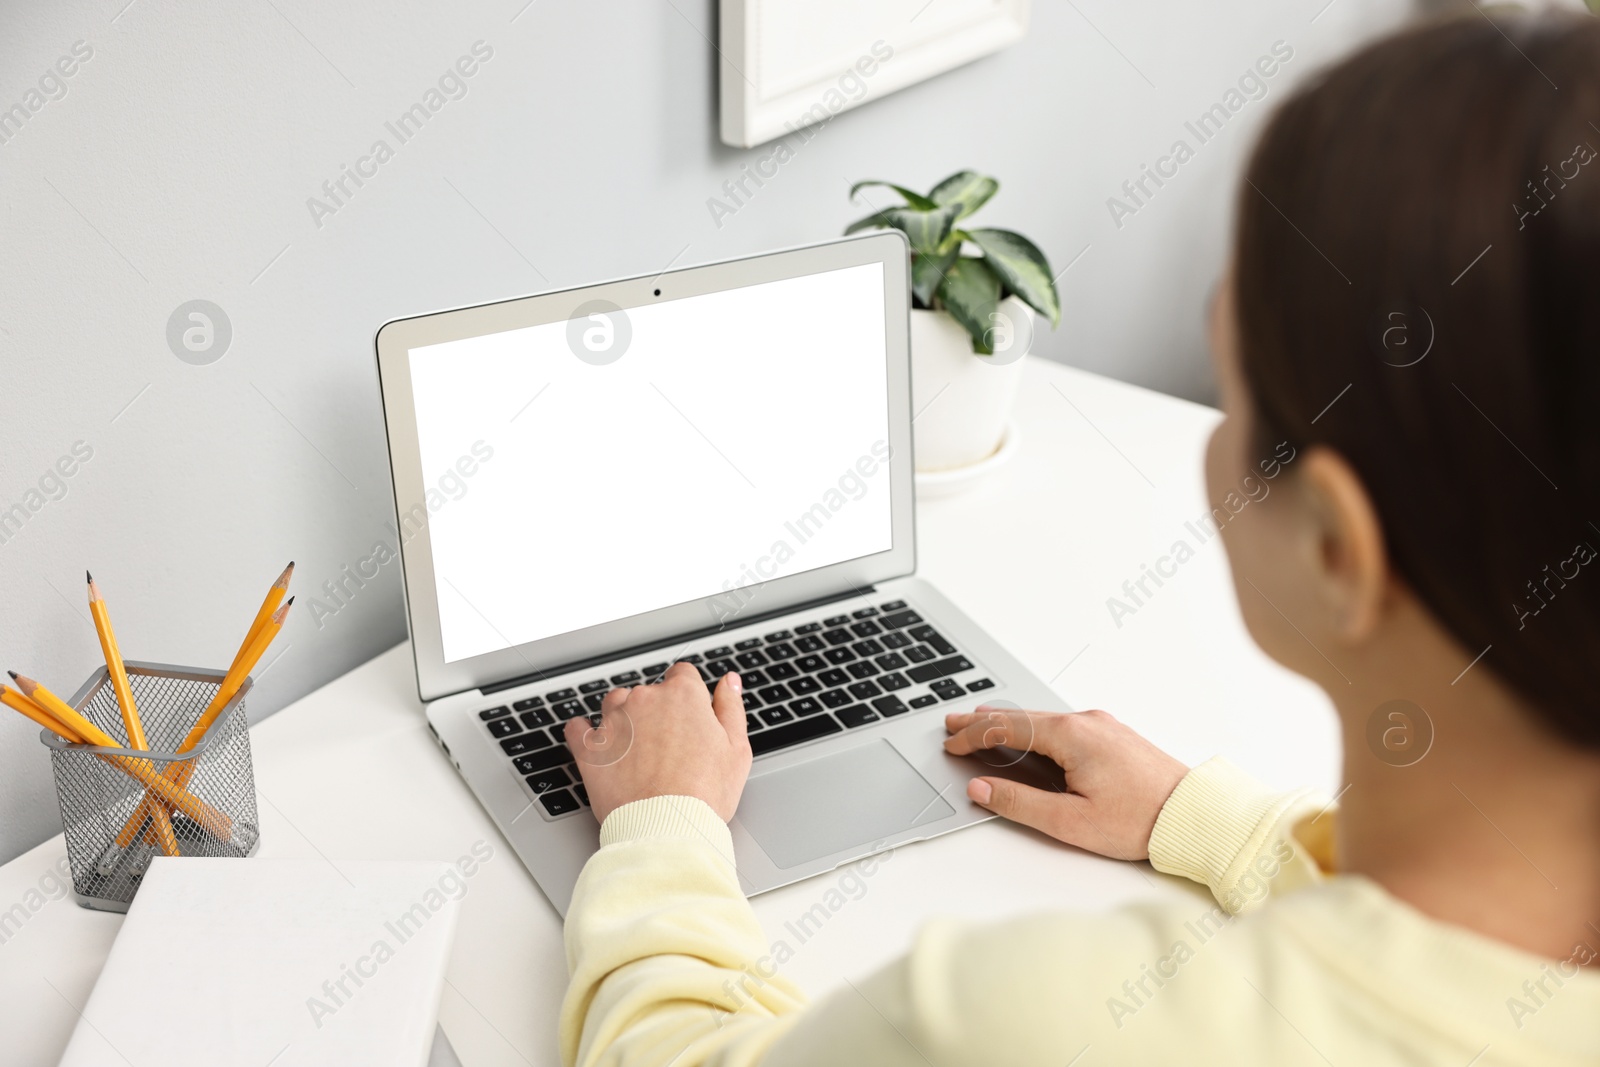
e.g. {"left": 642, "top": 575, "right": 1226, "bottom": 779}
{"left": 547, "top": 688, "right": 576, "bottom": 702}
{"left": 515, "top": 746, "right": 572, "bottom": 774}
{"left": 878, "top": 672, "right": 911, "bottom": 691}
{"left": 789, "top": 696, "right": 823, "bottom": 716}
{"left": 851, "top": 620, "right": 883, "bottom": 637}
{"left": 480, "top": 705, "right": 512, "bottom": 721}
{"left": 875, "top": 653, "right": 907, "bottom": 670}
{"left": 760, "top": 707, "right": 795, "bottom": 726}
{"left": 935, "top": 687, "right": 966, "bottom": 701}
{"left": 584, "top": 692, "right": 606, "bottom": 712}
{"left": 574, "top": 783, "right": 589, "bottom": 807}
{"left": 520, "top": 708, "right": 555, "bottom": 729}
{"left": 487, "top": 718, "right": 522, "bottom": 738}
{"left": 749, "top": 713, "right": 843, "bottom": 755}
{"left": 852, "top": 607, "right": 879, "bottom": 618}
{"left": 513, "top": 696, "right": 545, "bottom": 710}
{"left": 579, "top": 678, "right": 609, "bottom": 694}
{"left": 742, "top": 692, "right": 763, "bottom": 711}
{"left": 909, "top": 626, "right": 956, "bottom": 656}
{"left": 553, "top": 699, "right": 585, "bottom": 719}
{"left": 741, "top": 669, "right": 769, "bottom": 688}
{"left": 824, "top": 615, "right": 850, "bottom": 626}
{"left": 540, "top": 789, "right": 580, "bottom": 817}
{"left": 819, "top": 688, "right": 851, "bottom": 709}
{"left": 881, "top": 610, "right": 924, "bottom": 630}
{"left": 764, "top": 629, "right": 792, "bottom": 642}
{"left": 846, "top": 661, "right": 879, "bottom": 680}
{"left": 852, "top": 639, "right": 885, "bottom": 657}
{"left": 525, "top": 767, "right": 571, "bottom": 793}
{"left": 848, "top": 680, "right": 882, "bottom": 700}
{"left": 642, "top": 662, "right": 669, "bottom": 677}
{"left": 765, "top": 641, "right": 797, "bottom": 660}
{"left": 823, "top": 628, "right": 854, "bottom": 646}
{"left": 795, "top": 654, "right": 826, "bottom": 673}
{"left": 824, "top": 647, "right": 856, "bottom": 665}
{"left": 880, "top": 600, "right": 907, "bottom": 611}
{"left": 757, "top": 684, "right": 793, "bottom": 704}
{"left": 735, "top": 650, "right": 769, "bottom": 668}
{"left": 905, "top": 645, "right": 936, "bottom": 664}
{"left": 795, "top": 622, "right": 822, "bottom": 635}
{"left": 789, "top": 675, "right": 821, "bottom": 694}
{"left": 794, "top": 635, "right": 826, "bottom": 654}
{"left": 765, "top": 661, "right": 798, "bottom": 681}
{"left": 680, "top": 653, "right": 704, "bottom": 664}
{"left": 709, "top": 658, "right": 737, "bottom": 676}
{"left": 735, "top": 638, "right": 764, "bottom": 651}
{"left": 818, "top": 668, "right": 849, "bottom": 688}
{"left": 500, "top": 734, "right": 543, "bottom": 755}
{"left": 871, "top": 695, "right": 911, "bottom": 717}
{"left": 835, "top": 706, "right": 879, "bottom": 729}
{"left": 907, "top": 656, "right": 975, "bottom": 684}
{"left": 909, "top": 694, "right": 939, "bottom": 709}
{"left": 882, "top": 632, "right": 912, "bottom": 650}
{"left": 968, "top": 678, "right": 996, "bottom": 692}
{"left": 705, "top": 645, "right": 733, "bottom": 658}
{"left": 746, "top": 713, "right": 764, "bottom": 732}
{"left": 610, "top": 670, "right": 641, "bottom": 685}
{"left": 931, "top": 678, "right": 963, "bottom": 692}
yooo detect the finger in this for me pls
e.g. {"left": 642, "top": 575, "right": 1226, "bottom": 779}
{"left": 663, "top": 661, "right": 702, "bottom": 688}
{"left": 943, "top": 710, "right": 1041, "bottom": 756}
{"left": 711, "top": 672, "right": 746, "bottom": 739}
{"left": 601, "top": 686, "right": 631, "bottom": 712}
{"left": 969, "top": 776, "right": 1084, "bottom": 842}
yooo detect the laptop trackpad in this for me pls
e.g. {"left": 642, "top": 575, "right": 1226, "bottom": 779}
{"left": 737, "top": 739, "right": 955, "bottom": 869}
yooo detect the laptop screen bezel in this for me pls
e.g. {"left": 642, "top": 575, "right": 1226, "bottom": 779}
{"left": 375, "top": 232, "right": 916, "bottom": 704}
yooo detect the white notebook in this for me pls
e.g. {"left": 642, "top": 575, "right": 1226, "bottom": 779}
{"left": 59, "top": 858, "right": 461, "bottom": 1067}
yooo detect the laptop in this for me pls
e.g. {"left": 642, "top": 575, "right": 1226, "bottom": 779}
{"left": 375, "top": 232, "right": 1071, "bottom": 916}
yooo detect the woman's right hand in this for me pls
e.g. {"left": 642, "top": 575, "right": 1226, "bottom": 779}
{"left": 943, "top": 706, "right": 1190, "bottom": 861}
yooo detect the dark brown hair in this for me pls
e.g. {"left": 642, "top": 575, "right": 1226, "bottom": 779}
{"left": 1235, "top": 11, "right": 1600, "bottom": 745}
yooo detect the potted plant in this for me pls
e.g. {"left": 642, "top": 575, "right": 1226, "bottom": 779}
{"left": 845, "top": 171, "right": 1060, "bottom": 478}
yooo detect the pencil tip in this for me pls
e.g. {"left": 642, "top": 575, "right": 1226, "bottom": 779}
{"left": 5, "top": 671, "right": 16, "bottom": 681}
{"left": 85, "top": 571, "right": 92, "bottom": 582}
{"left": 285, "top": 595, "right": 295, "bottom": 605}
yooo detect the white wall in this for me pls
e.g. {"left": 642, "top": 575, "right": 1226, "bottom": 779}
{"left": 0, "top": 0, "right": 1406, "bottom": 863}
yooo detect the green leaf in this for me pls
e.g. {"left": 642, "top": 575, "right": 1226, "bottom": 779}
{"left": 844, "top": 210, "right": 894, "bottom": 235}
{"left": 849, "top": 180, "right": 939, "bottom": 210}
{"left": 965, "top": 228, "right": 1061, "bottom": 327}
{"left": 911, "top": 247, "right": 958, "bottom": 307}
{"left": 936, "top": 256, "right": 1003, "bottom": 355}
{"left": 929, "top": 171, "right": 999, "bottom": 220}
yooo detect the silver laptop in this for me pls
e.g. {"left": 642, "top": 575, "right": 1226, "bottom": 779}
{"left": 375, "top": 232, "right": 1070, "bottom": 916}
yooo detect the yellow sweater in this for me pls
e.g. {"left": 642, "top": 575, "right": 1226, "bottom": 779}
{"left": 561, "top": 758, "right": 1600, "bottom": 1066}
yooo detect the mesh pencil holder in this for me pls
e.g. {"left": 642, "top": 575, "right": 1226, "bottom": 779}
{"left": 41, "top": 661, "right": 261, "bottom": 912}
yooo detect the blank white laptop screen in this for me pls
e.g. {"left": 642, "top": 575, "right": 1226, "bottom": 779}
{"left": 407, "top": 262, "right": 892, "bottom": 664}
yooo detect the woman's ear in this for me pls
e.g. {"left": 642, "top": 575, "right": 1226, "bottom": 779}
{"left": 1298, "top": 446, "right": 1391, "bottom": 642}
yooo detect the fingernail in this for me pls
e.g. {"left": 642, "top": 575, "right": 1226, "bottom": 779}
{"left": 969, "top": 778, "right": 992, "bottom": 804}
{"left": 728, "top": 672, "right": 742, "bottom": 692}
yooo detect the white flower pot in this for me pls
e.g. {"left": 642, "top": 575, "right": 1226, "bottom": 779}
{"left": 909, "top": 294, "right": 1034, "bottom": 474}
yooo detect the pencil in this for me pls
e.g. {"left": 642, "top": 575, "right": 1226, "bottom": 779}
{"left": 87, "top": 573, "right": 178, "bottom": 856}
{"left": 237, "top": 562, "right": 293, "bottom": 668}
{"left": 8, "top": 672, "right": 233, "bottom": 841}
{"left": 1, "top": 684, "right": 82, "bottom": 742}
{"left": 112, "top": 596, "right": 295, "bottom": 845}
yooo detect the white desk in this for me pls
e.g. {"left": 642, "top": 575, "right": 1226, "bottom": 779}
{"left": 0, "top": 359, "right": 1338, "bottom": 1066}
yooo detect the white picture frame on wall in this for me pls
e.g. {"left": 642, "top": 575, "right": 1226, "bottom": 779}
{"left": 719, "top": 0, "right": 1030, "bottom": 148}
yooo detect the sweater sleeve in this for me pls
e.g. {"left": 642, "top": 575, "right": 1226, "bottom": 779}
{"left": 562, "top": 762, "right": 1339, "bottom": 1066}
{"left": 1146, "top": 756, "right": 1337, "bottom": 914}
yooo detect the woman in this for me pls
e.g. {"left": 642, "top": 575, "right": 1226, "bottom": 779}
{"left": 559, "top": 11, "right": 1600, "bottom": 1065}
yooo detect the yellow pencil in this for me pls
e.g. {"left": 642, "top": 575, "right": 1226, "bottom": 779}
{"left": 8, "top": 672, "right": 232, "bottom": 841}
{"left": 1, "top": 684, "right": 82, "bottom": 742}
{"left": 237, "top": 562, "right": 293, "bottom": 667}
{"left": 87, "top": 573, "right": 178, "bottom": 856}
{"left": 113, "top": 594, "right": 294, "bottom": 845}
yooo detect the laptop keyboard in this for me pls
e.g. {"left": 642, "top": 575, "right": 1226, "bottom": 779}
{"left": 473, "top": 598, "right": 995, "bottom": 820}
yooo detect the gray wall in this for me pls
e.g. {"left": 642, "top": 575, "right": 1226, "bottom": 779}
{"left": 0, "top": 0, "right": 1407, "bottom": 863}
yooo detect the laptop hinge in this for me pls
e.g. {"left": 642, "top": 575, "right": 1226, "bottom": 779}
{"left": 480, "top": 585, "right": 876, "bottom": 696}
